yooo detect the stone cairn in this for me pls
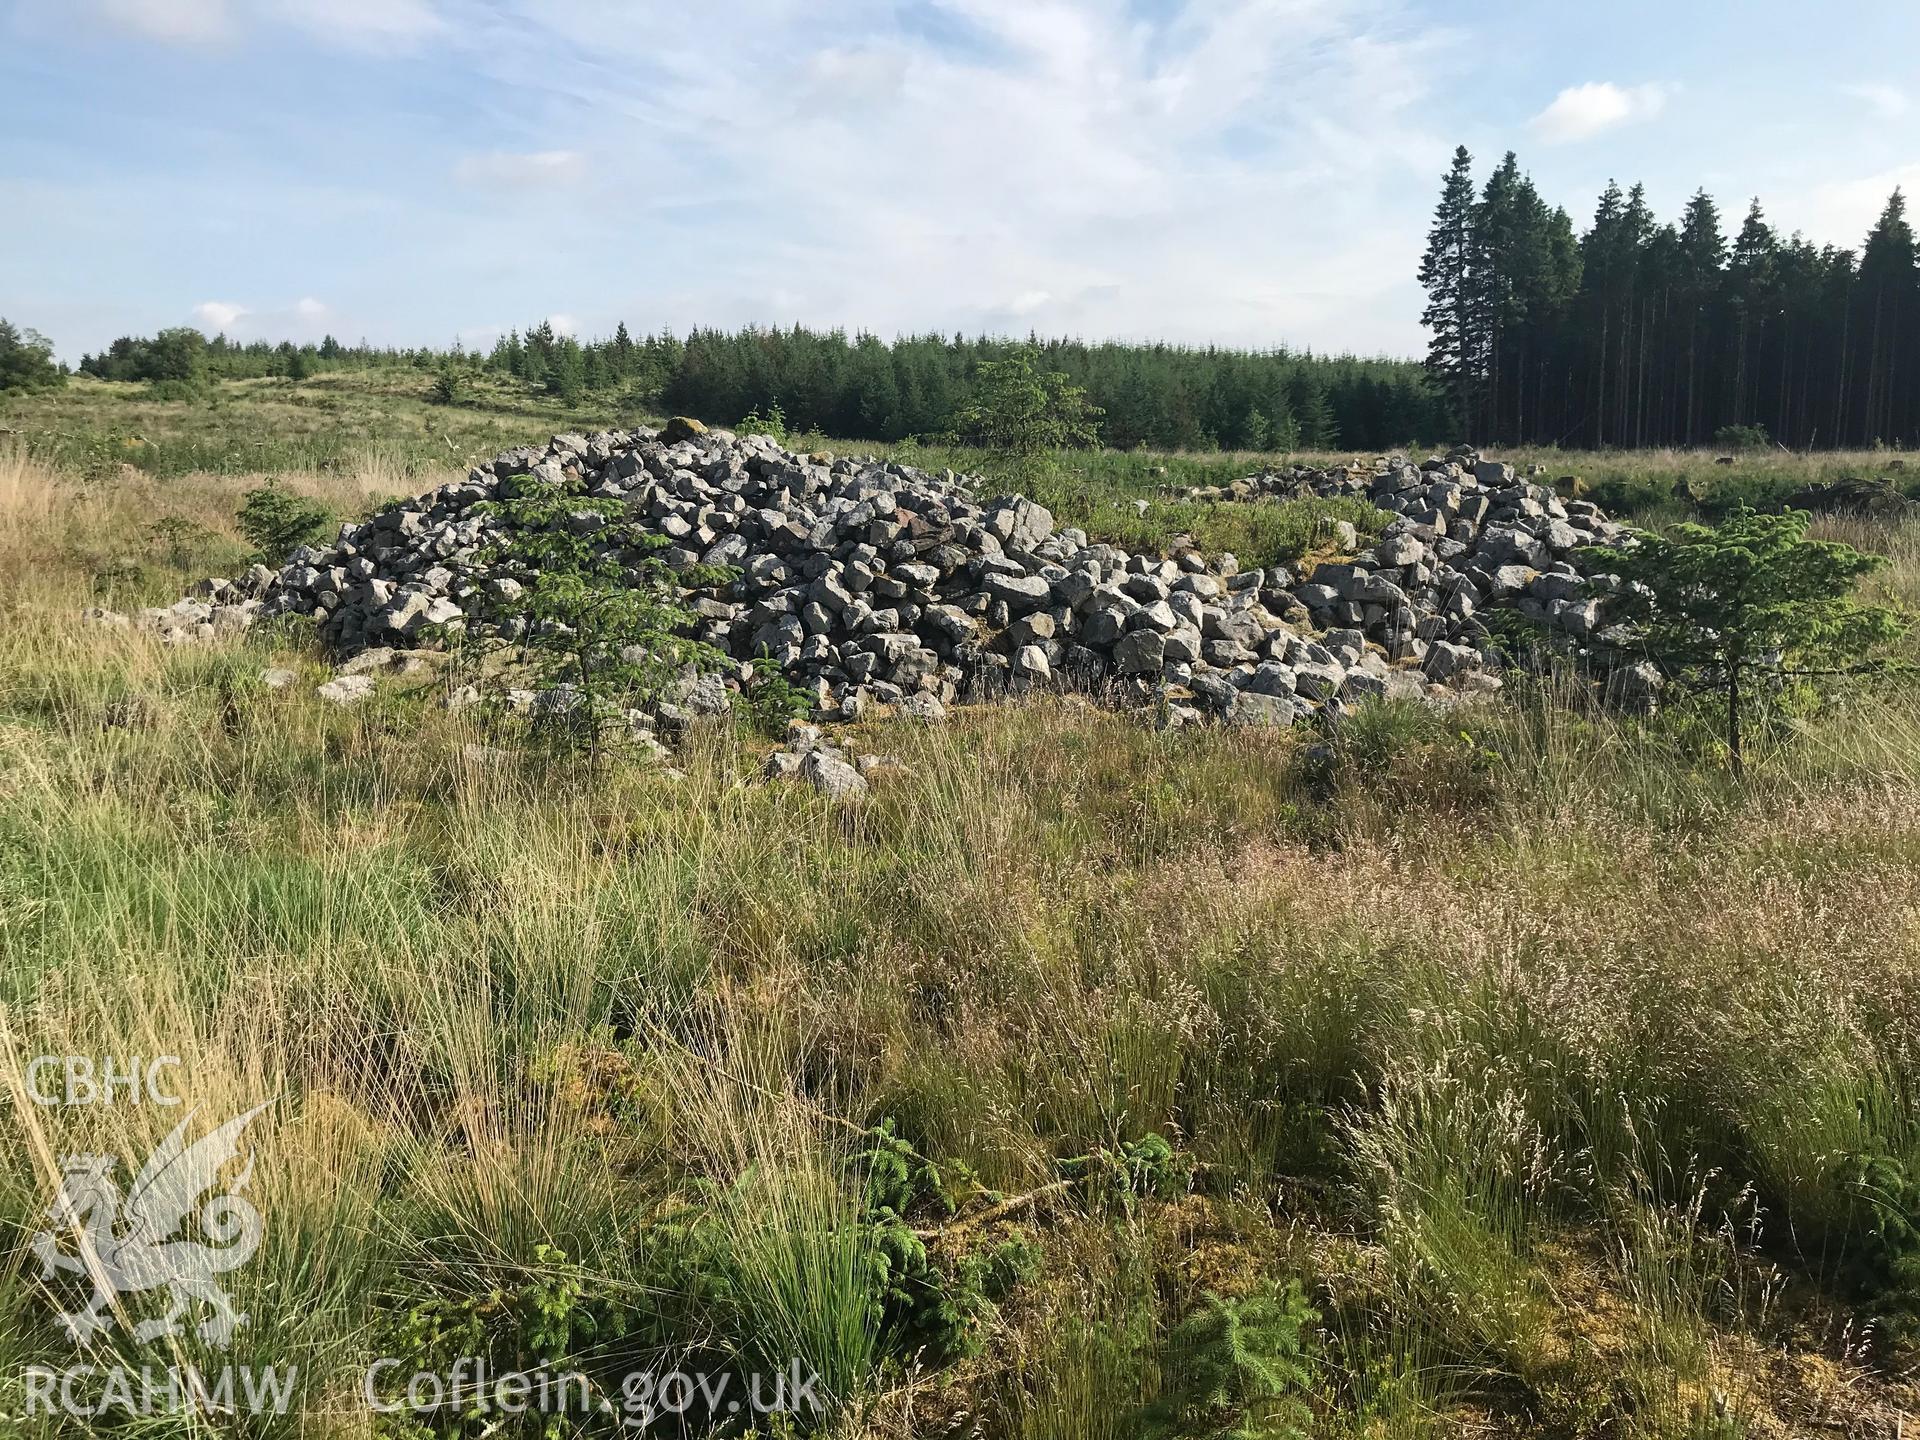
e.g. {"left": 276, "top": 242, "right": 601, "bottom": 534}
{"left": 114, "top": 425, "right": 1659, "bottom": 731}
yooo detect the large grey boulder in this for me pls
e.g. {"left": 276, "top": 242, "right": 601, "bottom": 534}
{"left": 1606, "top": 660, "right": 1663, "bottom": 714}
{"left": 1423, "top": 641, "right": 1480, "bottom": 683}
{"left": 984, "top": 572, "right": 1053, "bottom": 612}
{"left": 1230, "top": 692, "right": 1303, "bottom": 727}
{"left": 800, "top": 751, "right": 868, "bottom": 801}
{"left": 1013, "top": 644, "right": 1052, "bottom": 682}
{"left": 898, "top": 692, "right": 948, "bottom": 722}
{"left": 1113, "top": 629, "right": 1166, "bottom": 675}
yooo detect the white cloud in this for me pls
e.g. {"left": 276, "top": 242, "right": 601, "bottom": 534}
{"left": 1842, "top": 83, "right": 1909, "bottom": 121}
{"left": 93, "top": 0, "right": 232, "bottom": 44}
{"left": 453, "top": 150, "right": 587, "bottom": 188}
{"left": 89, "top": 0, "right": 440, "bottom": 49}
{"left": 186, "top": 297, "right": 341, "bottom": 340}
{"left": 546, "top": 313, "right": 577, "bottom": 337}
{"left": 1004, "top": 290, "right": 1051, "bottom": 317}
{"left": 456, "top": 325, "right": 506, "bottom": 350}
{"left": 1796, "top": 163, "right": 1920, "bottom": 250}
{"left": 269, "top": 0, "right": 442, "bottom": 49}
{"left": 1529, "top": 81, "right": 1669, "bottom": 144}
{"left": 801, "top": 46, "right": 909, "bottom": 105}
{"left": 193, "top": 300, "right": 248, "bottom": 331}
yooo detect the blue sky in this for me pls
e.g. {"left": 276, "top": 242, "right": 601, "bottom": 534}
{"left": 4, "top": 0, "right": 1917, "bottom": 363}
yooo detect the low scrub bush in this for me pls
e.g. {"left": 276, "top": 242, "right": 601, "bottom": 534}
{"left": 1713, "top": 423, "right": 1773, "bottom": 452}
{"left": 378, "top": 1244, "right": 633, "bottom": 1437}
{"left": 148, "top": 513, "right": 219, "bottom": 571}
{"left": 236, "top": 479, "right": 334, "bottom": 562}
{"left": 1140, "top": 1282, "right": 1322, "bottom": 1440}
{"left": 737, "top": 401, "right": 789, "bottom": 442}
{"left": 1595, "top": 506, "right": 1905, "bottom": 775}
{"left": 850, "top": 1120, "right": 1041, "bottom": 1363}
{"left": 429, "top": 368, "right": 471, "bottom": 405}
{"left": 475, "top": 471, "right": 733, "bottom": 761}
{"left": 1833, "top": 1147, "right": 1920, "bottom": 1345}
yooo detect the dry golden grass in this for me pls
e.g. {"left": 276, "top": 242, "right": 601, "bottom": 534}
{"left": 0, "top": 438, "right": 458, "bottom": 612}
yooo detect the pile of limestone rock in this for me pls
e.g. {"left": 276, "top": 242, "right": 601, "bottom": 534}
{"left": 121, "top": 424, "right": 1653, "bottom": 728}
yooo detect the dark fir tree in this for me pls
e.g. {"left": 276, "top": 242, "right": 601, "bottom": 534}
{"left": 1856, "top": 189, "right": 1916, "bottom": 445}
{"left": 1675, "top": 190, "right": 1726, "bottom": 444}
{"left": 1724, "top": 199, "right": 1779, "bottom": 433}
{"left": 1419, "top": 145, "right": 1479, "bottom": 433}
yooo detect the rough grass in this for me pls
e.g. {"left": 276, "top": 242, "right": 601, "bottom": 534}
{"left": 1, "top": 401, "right": 1919, "bottom": 1437}
{"left": 0, "top": 370, "right": 627, "bottom": 479}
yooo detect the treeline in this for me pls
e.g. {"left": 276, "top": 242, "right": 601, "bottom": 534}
{"left": 78, "top": 329, "right": 432, "bottom": 385}
{"left": 1421, "top": 146, "right": 1920, "bottom": 449}
{"left": 654, "top": 329, "right": 1447, "bottom": 451}
{"left": 77, "top": 320, "right": 1447, "bottom": 452}
{"left": 0, "top": 319, "right": 64, "bottom": 393}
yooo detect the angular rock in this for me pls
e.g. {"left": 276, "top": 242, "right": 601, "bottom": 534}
{"left": 898, "top": 691, "right": 948, "bottom": 722}
{"left": 800, "top": 750, "right": 868, "bottom": 800}
{"left": 317, "top": 674, "right": 376, "bottom": 706}
{"left": 1113, "top": 629, "right": 1166, "bottom": 675}
{"left": 1231, "top": 692, "right": 1303, "bottom": 727}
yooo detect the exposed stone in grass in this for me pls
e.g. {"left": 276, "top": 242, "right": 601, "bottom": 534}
{"left": 316, "top": 673, "right": 375, "bottom": 705}
{"left": 898, "top": 692, "right": 948, "bottom": 723}
{"left": 753, "top": 723, "right": 893, "bottom": 801}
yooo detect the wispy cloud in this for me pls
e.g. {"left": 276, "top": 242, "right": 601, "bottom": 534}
{"left": 193, "top": 300, "right": 247, "bottom": 331}
{"left": 1529, "top": 81, "right": 1669, "bottom": 144}
{"left": 1800, "top": 163, "right": 1920, "bottom": 249}
{"left": 1842, "top": 82, "right": 1909, "bottom": 121}
{"left": 88, "top": 0, "right": 442, "bottom": 50}
{"left": 269, "top": 0, "right": 442, "bottom": 50}
{"left": 17, "top": 0, "right": 1920, "bottom": 367}
{"left": 92, "top": 0, "right": 233, "bottom": 44}
{"left": 453, "top": 150, "right": 587, "bottom": 188}
{"left": 441, "top": 0, "right": 1459, "bottom": 351}
{"left": 188, "top": 297, "right": 338, "bottom": 340}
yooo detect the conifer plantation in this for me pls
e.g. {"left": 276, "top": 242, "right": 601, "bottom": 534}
{"left": 1420, "top": 146, "right": 1920, "bottom": 449}
{"left": 76, "top": 322, "right": 1445, "bottom": 453}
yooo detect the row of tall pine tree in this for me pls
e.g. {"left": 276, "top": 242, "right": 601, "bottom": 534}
{"left": 1420, "top": 146, "right": 1918, "bottom": 450}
